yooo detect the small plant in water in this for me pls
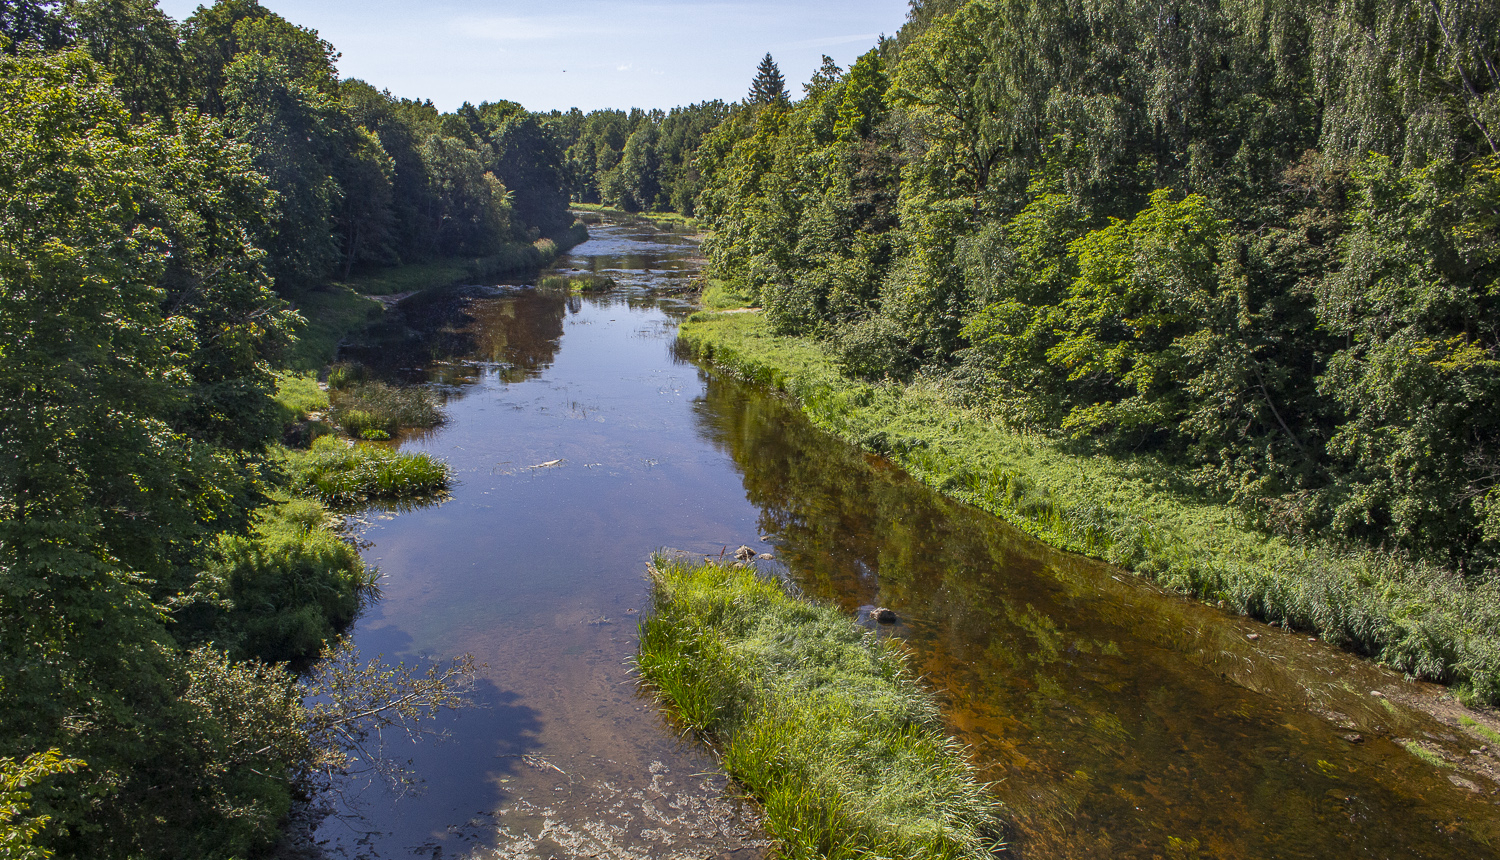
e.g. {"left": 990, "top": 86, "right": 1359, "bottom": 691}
{"left": 538, "top": 273, "right": 616, "bottom": 293}
{"left": 330, "top": 380, "right": 442, "bottom": 436}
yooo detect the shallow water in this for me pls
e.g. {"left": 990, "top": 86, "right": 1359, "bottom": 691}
{"left": 319, "top": 217, "right": 1499, "bottom": 859}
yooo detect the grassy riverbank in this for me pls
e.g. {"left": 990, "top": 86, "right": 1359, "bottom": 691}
{"left": 637, "top": 558, "right": 1002, "bottom": 859}
{"left": 678, "top": 310, "right": 1500, "bottom": 707}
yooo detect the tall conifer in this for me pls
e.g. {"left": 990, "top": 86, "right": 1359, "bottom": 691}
{"left": 748, "top": 52, "right": 786, "bottom": 105}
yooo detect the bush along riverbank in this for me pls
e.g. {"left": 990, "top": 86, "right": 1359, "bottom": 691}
{"left": 677, "top": 311, "right": 1500, "bottom": 707}
{"left": 637, "top": 558, "right": 1003, "bottom": 859}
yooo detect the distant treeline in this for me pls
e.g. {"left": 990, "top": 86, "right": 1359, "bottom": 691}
{"left": 539, "top": 101, "right": 732, "bottom": 214}
{"left": 680, "top": 0, "right": 1500, "bottom": 578}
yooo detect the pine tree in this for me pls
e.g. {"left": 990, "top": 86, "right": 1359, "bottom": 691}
{"left": 747, "top": 52, "right": 786, "bottom": 105}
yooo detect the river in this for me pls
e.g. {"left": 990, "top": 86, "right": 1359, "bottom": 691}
{"left": 317, "top": 215, "right": 1500, "bottom": 859}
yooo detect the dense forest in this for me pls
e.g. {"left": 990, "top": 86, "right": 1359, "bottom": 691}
{"left": 0, "top": 0, "right": 574, "bottom": 856}
{"left": 4, "top": 0, "right": 1500, "bottom": 855}
{"left": 687, "top": 0, "right": 1500, "bottom": 579}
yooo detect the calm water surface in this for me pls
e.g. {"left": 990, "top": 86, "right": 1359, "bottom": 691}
{"left": 320, "top": 217, "right": 1499, "bottom": 859}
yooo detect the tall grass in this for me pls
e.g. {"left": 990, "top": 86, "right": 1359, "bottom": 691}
{"left": 677, "top": 310, "right": 1500, "bottom": 706}
{"left": 329, "top": 381, "right": 442, "bottom": 437}
{"left": 285, "top": 437, "right": 451, "bottom": 506}
{"left": 637, "top": 558, "right": 1003, "bottom": 859}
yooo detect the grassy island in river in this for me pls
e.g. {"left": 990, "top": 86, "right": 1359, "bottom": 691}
{"left": 637, "top": 557, "right": 1003, "bottom": 859}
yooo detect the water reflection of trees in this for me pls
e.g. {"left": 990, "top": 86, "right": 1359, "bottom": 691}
{"left": 343, "top": 286, "right": 569, "bottom": 387}
{"left": 689, "top": 374, "right": 1495, "bottom": 860}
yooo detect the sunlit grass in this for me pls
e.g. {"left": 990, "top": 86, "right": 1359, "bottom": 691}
{"left": 1398, "top": 740, "right": 1452, "bottom": 769}
{"left": 699, "top": 279, "right": 754, "bottom": 310}
{"left": 273, "top": 371, "right": 329, "bottom": 421}
{"left": 1459, "top": 716, "right": 1500, "bottom": 746}
{"left": 677, "top": 311, "right": 1500, "bottom": 706}
{"left": 637, "top": 557, "right": 1003, "bottom": 859}
{"left": 283, "top": 436, "right": 451, "bottom": 506}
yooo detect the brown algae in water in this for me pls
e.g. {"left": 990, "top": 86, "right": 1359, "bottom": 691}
{"left": 636, "top": 557, "right": 1003, "bottom": 859}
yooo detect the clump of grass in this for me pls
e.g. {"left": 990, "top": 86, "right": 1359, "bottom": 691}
{"left": 286, "top": 436, "right": 451, "bottom": 505}
{"left": 698, "top": 279, "right": 753, "bottom": 311}
{"left": 677, "top": 311, "right": 1500, "bottom": 707}
{"left": 637, "top": 558, "right": 1003, "bottom": 859}
{"left": 1458, "top": 715, "right": 1500, "bottom": 746}
{"left": 538, "top": 273, "right": 616, "bottom": 293}
{"left": 273, "top": 371, "right": 330, "bottom": 420}
{"left": 1398, "top": 740, "right": 1452, "bottom": 769}
{"left": 325, "top": 361, "right": 368, "bottom": 390}
{"left": 329, "top": 380, "right": 442, "bottom": 436}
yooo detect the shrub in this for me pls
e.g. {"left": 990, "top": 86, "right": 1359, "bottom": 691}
{"left": 183, "top": 496, "right": 375, "bottom": 665}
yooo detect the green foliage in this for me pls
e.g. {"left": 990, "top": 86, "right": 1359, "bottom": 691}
{"left": 1316, "top": 154, "right": 1500, "bottom": 567}
{"left": 0, "top": 750, "right": 84, "bottom": 860}
{"left": 286, "top": 436, "right": 451, "bottom": 506}
{"left": 690, "top": 0, "right": 1500, "bottom": 579}
{"left": 548, "top": 102, "right": 729, "bottom": 213}
{"left": 183, "top": 494, "right": 373, "bottom": 664}
{"left": 0, "top": 6, "right": 513, "bottom": 856}
{"left": 1048, "top": 190, "right": 1225, "bottom": 438}
{"left": 69, "top": 0, "right": 187, "bottom": 118}
{"left": 638, "top": 558, "right": 1003, "bottom": 858}
{"left": 747, "top": 53, "right": 788, "bottom": 106}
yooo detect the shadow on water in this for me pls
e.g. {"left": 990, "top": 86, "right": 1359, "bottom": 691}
{"left": 320, "top": 676, "right": 544, "bottom": 858}
{"left": 340, "top": 286, "right": 570, "bottom": 386}
{"left": 692, "top": 373, "right": 1500, "bottom": 860}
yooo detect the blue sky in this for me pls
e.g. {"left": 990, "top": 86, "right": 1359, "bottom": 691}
{"left": 156, "top": 1, "right": 911, "bottom": 112}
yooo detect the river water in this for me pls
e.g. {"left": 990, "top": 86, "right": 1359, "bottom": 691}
{"left": 319, "top": 216, "right": 1499, "bottom": 859}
